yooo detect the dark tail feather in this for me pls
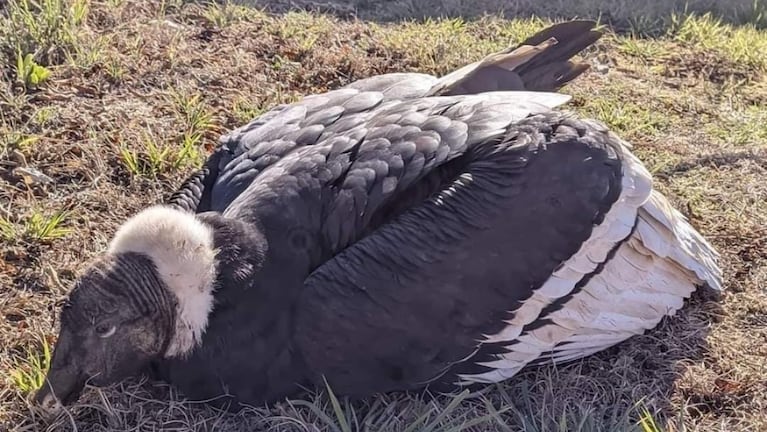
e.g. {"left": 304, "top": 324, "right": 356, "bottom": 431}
{"left": 427, "top": 20, "right": 603, "bottom": 96}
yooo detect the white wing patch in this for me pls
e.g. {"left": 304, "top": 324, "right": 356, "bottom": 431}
{"left": 478, "top": 147, "right": 652, "bottom": 348}
{"left": 459, "top": 147, "right": 723, "bottom": 384}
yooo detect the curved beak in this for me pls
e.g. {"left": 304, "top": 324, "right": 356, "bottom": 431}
{"left": 33, "top": 366, "right": 87, "bottom": 414}
{"left": 33, "top": 330, "right": 86, "bottom": 413}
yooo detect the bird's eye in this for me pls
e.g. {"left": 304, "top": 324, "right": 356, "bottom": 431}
{"left": 95, "top": 324, "right": 116, "bottom": 338}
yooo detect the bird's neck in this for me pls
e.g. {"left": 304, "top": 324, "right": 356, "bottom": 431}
{"left": 151, "top": 212, "right": 314, "bottom": 405}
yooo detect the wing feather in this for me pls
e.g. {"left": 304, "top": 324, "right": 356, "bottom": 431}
{"left": 293, "top": 113, "right": 635, "bottom": 394}
{"left": 476, "top": 191, "right": 722, "bottom": 376}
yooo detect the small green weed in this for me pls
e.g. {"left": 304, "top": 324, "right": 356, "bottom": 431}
{"left": 23, "top": 209, "right": 71, "bottom": 241}
{"left": 32, "top": 106, "right": 57, "bottom": 126}
{"left": 669, "top": 12, "right": 767, "bottom": 71}
{"left": 10, "top": 338, "right": 51, "bottom": 394}
{"left": 120, "top": 132, "right": 172, "bottom": 177}
{"left": 232, "top": 97, "right": 266, "bottom": 123}
{"left": 174, "top": 131, "right": 203, "bottom": 170}
{"left": 0, "top": 217, "right": 16, "bottom": 241}
{"left": 171, "top": 91, "right": 214, "bottom": 136}
{"left": 0, "top": 130, "right": 39, "bottom": 154}
{"left": 170, "top": 90, "right": 214, "bottom": 169}
{"left": 201, "top": 0, "right": 247, "bottom": 28}
{"left": 15, "top": 51, "right": 51, "bottom": 90}
{"left": 105, "top": 58, "right": 126, "bottom": 83}
{"left": 2, "top": 0, "right": 90, "bottom": 66}
{"left": 120, "top": 129, "right": 202, "bottom": 177}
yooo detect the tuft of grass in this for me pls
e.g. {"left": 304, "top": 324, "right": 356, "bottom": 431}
{"left": 230, "top": 90, "right": 300, "bottom": 124}
{"left": 286, "top": 387, "right": 509, "bottom": 432}
{"left": 9, "top": 338, "right": 51, "bottom": 394}
{"left": 617, "top": 38, "right": 671, "bottom": 61}
{"left": 171, "top": 91, "right": 215, "bottom": 137}
{"left": 669, "top": 12, "right": 767, "bottom": 71}
{"left": 120, "top": 131, "right": 171, "bottom": 177}
{"left": 270, "top": 10, "right": 335, "bottom": 44}
{"left": 175, "top": 131, "right": 204, "bottom": 170}
{"left": 170, "top": 90, "right": 216, "bottom": 168}
{"left": 15, "top": 50, "right": 51, "bottom": 90}
{"left": 65, "top": 34, "right": 107, "bottom": 71}
{"left": 1, "top": 131, "right": 39, "bottom": 154}
{"left": 0, "top": 217, "right": 16, "bottom": 241}
{"left": 104, "top": 58, "right": 126, "bottom": 83}
{"left": 1, "top": 0, "right": 90, "bottom": 66}
{"left": 120, "top": 128, "right": 202, "bottom": 178}
{"left": 201, "top": 0, "right": 249, "bottom": 28}
{"left": 23, "top": 209, "right": 72, "bottom": 241}
{"left": 120, "top": 147, "right": 142, "bottom": 176}
{"left": 375, "top": 17, "right": 499, "bottom": 75}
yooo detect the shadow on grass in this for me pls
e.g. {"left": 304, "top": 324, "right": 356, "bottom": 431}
{"left": 230, "top": 0, "right": 767, "bottom": 34}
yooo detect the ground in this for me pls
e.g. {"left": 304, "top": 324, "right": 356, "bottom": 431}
{"left": 1, "top": 0, "right": 766, "bottom": 431}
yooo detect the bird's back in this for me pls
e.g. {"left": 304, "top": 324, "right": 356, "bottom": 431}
{"left": 166, "top": 20, "right": 604, "bottom": 214}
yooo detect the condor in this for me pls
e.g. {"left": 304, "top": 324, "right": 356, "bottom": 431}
{"left": 35, "top": 21, "right": 722, "bottom": 413}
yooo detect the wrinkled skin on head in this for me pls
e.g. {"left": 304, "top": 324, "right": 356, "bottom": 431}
{"left": 34, "top": 253, "right": 175, "bottom": 412}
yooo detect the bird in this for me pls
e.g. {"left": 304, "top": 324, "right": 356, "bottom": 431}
{"left": 34, "top": 20, "right": 722, "bottom": 414}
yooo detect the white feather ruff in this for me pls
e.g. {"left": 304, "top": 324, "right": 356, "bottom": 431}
{"left": 108, "top": 205, "right": 218, "bottom": 357}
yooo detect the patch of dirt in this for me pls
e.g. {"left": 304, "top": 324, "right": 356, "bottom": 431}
{"left": 659, "top": 49, "right": 752, "bottom": 84}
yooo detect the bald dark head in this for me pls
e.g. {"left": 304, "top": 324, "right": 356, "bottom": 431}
{"left": 35, "top": 252, "right": 176, "bottom": 412}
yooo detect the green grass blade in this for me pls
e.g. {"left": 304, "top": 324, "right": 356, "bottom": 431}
{"left": 322, "top": 376, "right": 351, "bottom": 432}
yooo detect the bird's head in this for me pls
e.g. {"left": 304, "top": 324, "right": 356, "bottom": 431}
{"left": 34, "top": 206, "right": 220, "bottom": 413}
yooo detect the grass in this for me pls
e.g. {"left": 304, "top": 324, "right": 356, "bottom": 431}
{"left": 14, "top": 51, "right": 51, "bottom": 90}
{"left": 8, "top": 337, "right": 51, "bottom": 394}
{"left": 0, "top": 217, "right": 15, "bottom": 241}
{"left": 1, "top": 0, "right": 766, "bottom": 431}
{"left": 240, "top": 0, "right": 767, "bottom": 33}
{"left": 23, "top": 209, "right": 71, "bottom": 242}
{"left": 0, "top": 0, "right": 90, "bottom": 66}
{"left": 0, "top": 209, "right": 71, "bottom": 243}
{"left": 119, "top": 130, "right": 176, "bottom": 177}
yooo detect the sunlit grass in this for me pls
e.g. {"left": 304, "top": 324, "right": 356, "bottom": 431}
{"left": 23, "top": 209, "right": 72, "bottom": 241}
{"left": 0, "top": 217, "right": 16, "bottom": 241}
{"left": 1, "top": 0, "right": 90, "bottom": 66}
{"left": 669, "top": 12, "right": 767, "bottom": 71}
{"left": 120, "top": 127, "right": 204, "bottom": 178}
{"left": 9, "top": 338, "right": 51, "bottom": 394}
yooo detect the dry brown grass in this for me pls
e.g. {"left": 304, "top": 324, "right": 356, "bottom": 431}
{"left": 1, "top": 0, "right": 766, "bottom": 431}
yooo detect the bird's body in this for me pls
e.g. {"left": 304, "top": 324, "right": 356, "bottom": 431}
{"left": 153, "top": 103, "right": 721, "bottom": 406}
{"left": 35, "top": 20, "right": 723, "bottom": 413}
